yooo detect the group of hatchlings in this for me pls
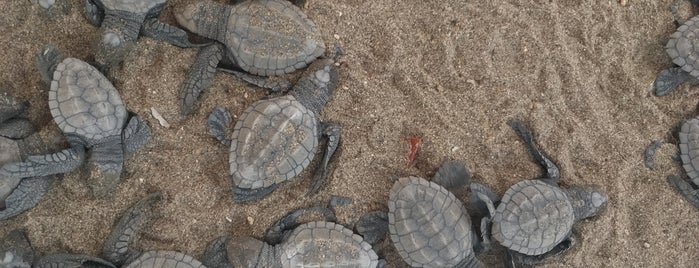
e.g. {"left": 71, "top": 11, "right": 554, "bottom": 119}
{"left": 3, "top": 0, "right": 699, "bottom": 267}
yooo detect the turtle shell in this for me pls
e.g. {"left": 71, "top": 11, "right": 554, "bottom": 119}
{"left": 123, "top": 251, "right": 205, "bottom": 268}
{"left": 679, "top": 117, "right": 699, "bottom": 185}
{"left": 280, "top": 221, "right": 380, "bottom": 267}
{"left": 98, "top": 0, "right": 166, "bottom": 14}
{"left": 388, "top": 176, "right": 474, "bottom": 267}
{"left": 48, "top": 58, "right": 127, "bottom": 145}
{"left": 229, "top": 95, "right": 318, "bottom": 190}
{"left": 224, "top": 0, "right": 325, "bottom": 76}
{"left": 666, "top": 15, "right": 699, "bottom": 78}
{"left": 492, "top": 180, "right": 574, "bottom": 255}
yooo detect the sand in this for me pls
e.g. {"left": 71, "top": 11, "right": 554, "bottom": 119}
{"left": 1, "top": 0, "right": 698, "bottom": 267}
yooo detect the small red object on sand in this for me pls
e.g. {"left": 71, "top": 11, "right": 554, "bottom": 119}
{"left": 406, "top": 137, "right": 422, "bottom": 167}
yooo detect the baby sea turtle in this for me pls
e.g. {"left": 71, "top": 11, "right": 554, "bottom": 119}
{"left": 355, "top": 161, "right": 484, "bottom": 267}
{"left": 472, "top": 120, "right": 608, "bottom": 266}
{"left": 0, "top": 46, "right": 151, "bottom": 197}
{"left": 207, "top": 54, "right": 341, "bottom": 203}
{"left": 201, "top": 206, "right": 384, "bottom": 268}
{"left": 86, "top": 0, "right": 203, "bottom": 70}
{"left": 0, "top": 229, "right": 116, "bottom": 268}
{"left": 174, "top": 0, "right": 326, "bottom": 115}
{"left": 0, "top": 94, "right": 59, "bottom": 221}
{"left": 654, "top": 9, "right": 699, "bottom": 96}
{"left": 102, "top": 193, "right": 206, "bottom": 268}
{"left": 667, "top": 117, "right": 699, "bottom": 210}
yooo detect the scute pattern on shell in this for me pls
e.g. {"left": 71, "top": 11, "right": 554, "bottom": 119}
{"left": 230, "top": 95, "right": 317, "bottom": 189}
{"left": 123, "top": 251, "right": 205, "bottom": 268}
{"left": 492, "top": 180, "right": 574, "bottom": 255}
{"left": 679, "top": 117, "right": 699, "bottom": 185}
{"left": 667, "top": 15, "right": 699, "bottom": 77}
{"left": 100, "top": 0, "right": 167, "bottom": 14}
{"left": 48, "top": 58, "right": 127, "bottom": 144}
{"left": 281, "top": 221, "right": 380, "bottom": 267}
{"left": 388, "top": 176, "right": 473, "bottom": 267}
{"left": 225, "top": 0, "right": 325, "bottom": 76}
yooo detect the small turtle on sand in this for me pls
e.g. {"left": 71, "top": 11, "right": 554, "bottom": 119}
{"left": 0, "top": 46, "right": 151, "bottom": 197}
{"left": 102, "top": 193, "right": 207, "bottom": 268}
{"left": 201, "top": 205, "right": 384, "bottom": 268}
{"left": 174, "top": 0, "right": 326, "bottom": 115}
{"left": 472, "top": 120, "right": 607, "bottom": 266}
{"left": 654, "top": 0, "right": 699, "bottom": 97}
{"left": 85, "top": 0, "right": 204, "bottom": 70}
{"left": 363, "top": 161, "right": 485, "bottom": 268}
{"left": 0, "top": 229, "right": 116, "bottom": 268}
{"left": 667, "top": 117, "right": 699, "bottom": 210}
{"left": 0, "top": 94, "right": 59, "bottom": 221}
{"left": 207, "top": 52, "right": 341, "bottom": 203}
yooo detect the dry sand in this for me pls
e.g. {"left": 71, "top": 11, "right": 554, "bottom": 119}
{"left": 1, "top": 0, "right": 698, "bottom": 267}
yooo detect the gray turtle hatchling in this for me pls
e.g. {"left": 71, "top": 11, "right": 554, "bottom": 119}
{"left": 654, "top": 7, "right": 699, "bottom": 96}
{"left": 174, "top": 0, "right": 326, "bottom": 115}
{"left": 102, "top": 193, "right": 207, "bottom": 268}
{"left": 86, "top": 0, "right": 204, "bottom": 70}
{"left": 0, "top": 46, "right": 151, "bottom": 197}
{"left": 667, "top": 117, "right": 699, "bottom": 210}
{"left": 472, "top": 120, "right": 607, "bottom": 266}
{"left": 207, "top": 53, "right": 341, "bottom": 203}
{"left": 200, "top": 206, "right": 384, "bottom": 268}
{"left": 0, "top": 95, "right": 59, "bottom": 221}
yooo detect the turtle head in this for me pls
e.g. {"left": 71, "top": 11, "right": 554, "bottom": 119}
{"left": 567, "top": 186, "right": 608, "bottom": 221}
{"left": 290, "top": 58, "right": 339, "bottom": 115}
{"left": 175, "top": 2, "right": 227, "bottom": 41}
{"left": 95, "top": 30, "right": 134, "bottom": 72}
{"left": 224, "top": 237, "right": 269, "bottom": 267}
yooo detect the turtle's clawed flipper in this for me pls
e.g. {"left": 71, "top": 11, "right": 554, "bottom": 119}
{"left": 141, "top": 19, "right": 211, "bottom": 48}
{"left": 0, "top": 145, "right": 86, "bottom": 178}
{"left": 37, "top": 254, "right": 115, "bottom": 268}
{"left": 265, "top": 206, "right": 336, "bottom": 245}
{"left": 307, "top": 122, "right": 341, "bottom": 196}
{"left": 208, "top": 106, "right": 232, "bottom": 147}
{"left": 668, "top": 175, "right": 699, "bottom": 210}
{"left": 200, "top": 236, "right": 232, "bottom": 268}
{"left": 0, "top": 176, "right": 56, "bottom": 221}
{"left": 180, "top": 43, "right": 224, "bottom": 115}
{"left": 103, "top": 192, "right": 162, "bottom": 266}
{"left": 505, "top": 235, "right": 576, "bottom": 268}
{"left": 37, "top": 46, "right": 64, "bottom": 86}
{"left": 122, "top": 116, "right": 151, "bottom": 154}
{"left": 507, "top": 120, "right": 560, "bottom": 183}
{"left": 84, "top": 0, "right": 105, "bottom": 26}
{"left": 654, "top": 67, "right": 691, "bottom": 96}
{"left": 217, "top": 68, "right": 292, "bottom": 92}
{"left": 355, "top": 211, "right": 389, "bottom": 246}
{"left": 0, "top": 118, "right": 34, "bottom": 139}
{"left": 431, "top": 160, "right": 471, "bottom": 190}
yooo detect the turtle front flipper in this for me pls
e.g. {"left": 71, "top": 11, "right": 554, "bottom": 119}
{"left": 36, "top": 46, "right": 65, "bottom": 86}
{"left": 307, "top": 122, "right": 341, "bottom": 196}
{"left": 200, "top": 236, "right": 232, "bottom": 268}
{"left": 265, "top": 206, "right": 336, "bottom": 245}
{"left": 507, "top": 120, "right": 561, "bottom": 183}
{"left": 208, "top": 106, "right": 232, "bottom": 147}
{"left": 355, "top": 211, "right": 389, "bottom": 246}
{"left": 0, "top": 118, "right": 34, "bottom": 139}
{"left": 505, "top": 235, "right": 576, "bottom": 268}
{"left": 141, "top": 18, "right": 210, "bottom": 48}
{"left": 654, "top": 67, "right": 692, "bottom": 96}
{"left": 0, "top": 176, "right": 55, "bottom": 221}
{"left": 84, "top": 0, "right": 105, "bottom": 26}
{"left": 431, "top": 160, "right": 471, "bottom": 190}
{"left": 103, "top": 192, "right": 162, "bottom": 266}
{"left": 122, "top": 116, "right": 151, "bottom": 154}
{"left": 217, "top": 68, "right": 292, "bottom": 92}
{"left": 36, "top": 253, "right": 115, "bottom": 268}
{"left": 668, "top": 175, "right": 699, "bottom": 210}
{"left": 0, "top": 145, "right": 86, "bottom": 178}
{"left": 180, "top": 43, "right": 224, "bottom": 115}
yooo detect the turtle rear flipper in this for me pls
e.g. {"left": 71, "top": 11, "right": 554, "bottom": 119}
{"left": 36, "top": 253, "right": 115, "bottom": 268}
{"left": 180, "top": 43, "right": 224, "bottom": 115}
{"left": 103, "top": 192, "right": 162, "bottom": 266}
{"left": 507, "top": 120, "right": 560, "bottom": 183}
{"left": 668, "top": 175, "right": 699, "bottom": 210}
{"left": 207, "top": 106, "right": 232, "bottom": 147}
{"left": 122, "top": 116, "right": 151, "bottom": 154}
{"left": 654, "top": 68, "right": 692, "bottom": 96}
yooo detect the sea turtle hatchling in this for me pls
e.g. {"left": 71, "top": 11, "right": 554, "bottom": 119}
{"left": 174, "top": 0, "right": 326, "bottom": 115}
{"left": 0, "top": 94, "right": 60, "bottom": 221}
{"left": 200, "top": 205, "right": 384, "bottom": 268}
{"left": 471, "top": 120, "right": 608, "bottom": 266}
{"left": 207, "top": 54, "right": 341, "bottom": 203}
{"left": 667, "top": 117, "right": 699, "bottom": 210}
{"left": 0, "top": 46, "right": 151, "bottom": 197}
{"left": 101, "top": 193, "right": 207, "bottom": 268}
{"left": 356, "top": 161, "right": 485, "bottom": 267}
{"left": 86, "top": 0, "right": 205, "bottom": 70}
{"left": 653, "top": 8, "right": 699, "bottom": 96}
